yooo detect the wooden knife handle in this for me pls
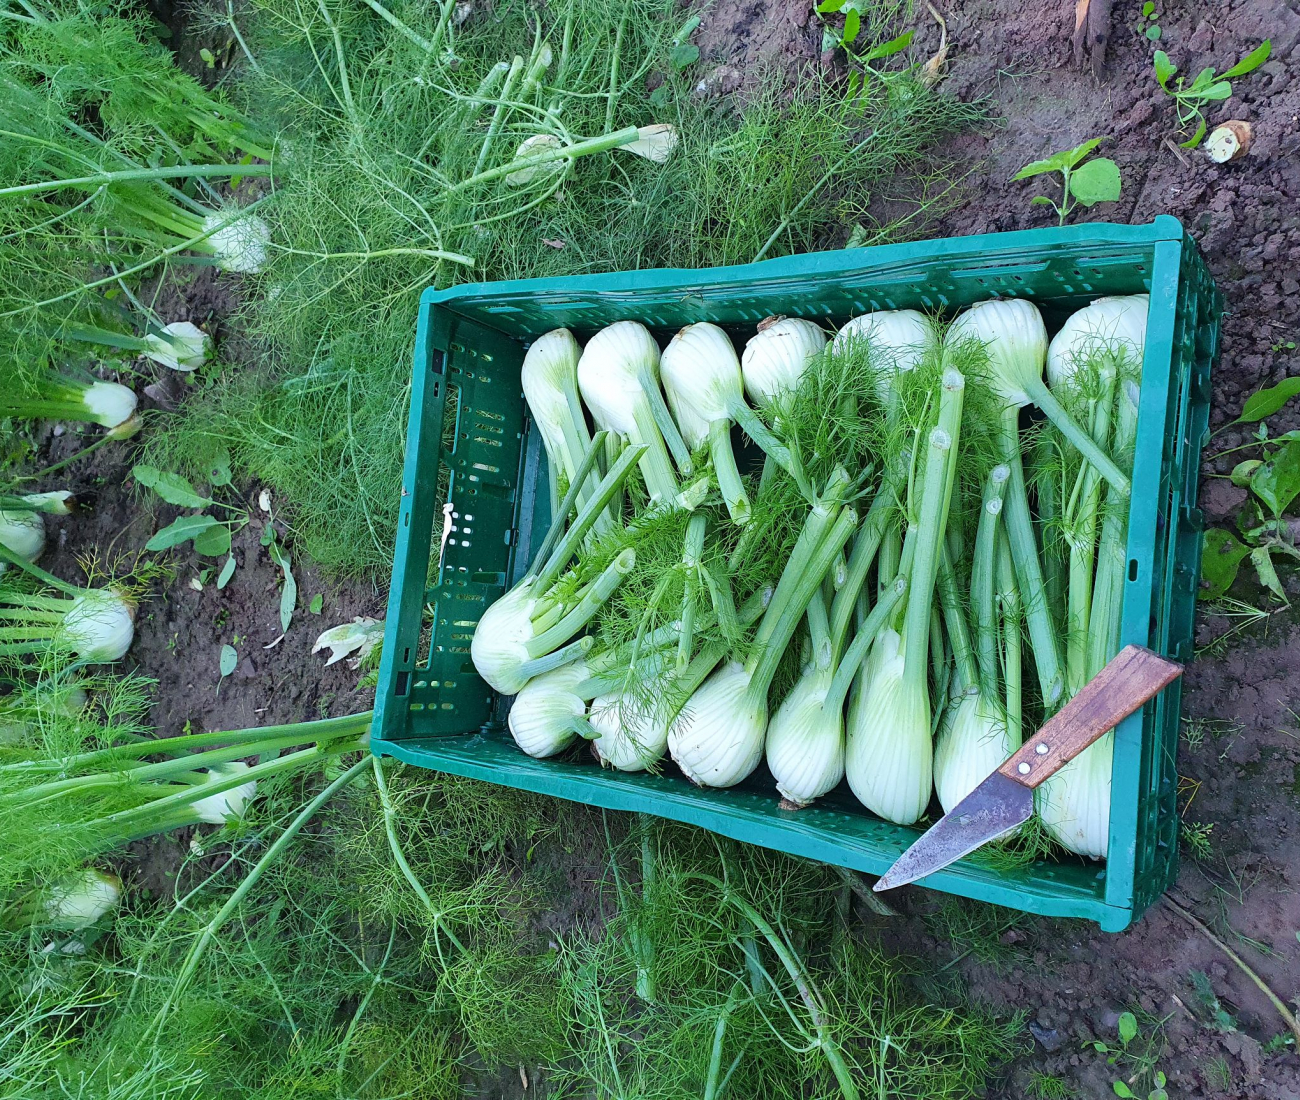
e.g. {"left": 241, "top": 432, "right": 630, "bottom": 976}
{"left": 996, "top": 644, "right": 1183, "bottom": 789}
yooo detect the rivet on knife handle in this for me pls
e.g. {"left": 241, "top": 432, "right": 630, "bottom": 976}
{"left": 996, "top": 645, "right": 1183, "bottom": 790}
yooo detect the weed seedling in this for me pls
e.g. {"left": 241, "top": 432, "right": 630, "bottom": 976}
{"left": 1027, "top": 1070, "right": 1070, "bottom": 1099}
{"left": 1140, "top": 2, "right": 1161, "bottom": 42}
{"left": 1153, "top": 40, "right": 1271, "bottom": 147}
{"left": 1012, "top": 138, "right": 1122, "bottom": 224}
{"left": 1088, "top": 1010, "right": 1169, "bottom": 1099}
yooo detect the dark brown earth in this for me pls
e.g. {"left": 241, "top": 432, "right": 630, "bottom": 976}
{"left": 29, "top": 0, "right": 1300, "bottom": 1094}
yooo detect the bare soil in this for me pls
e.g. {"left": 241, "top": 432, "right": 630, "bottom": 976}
{"left": 35, "top": 0, "right": 1300, "bottom": 1093}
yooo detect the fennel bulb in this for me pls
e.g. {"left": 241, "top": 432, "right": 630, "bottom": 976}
{"left": 577, "top": 322, "right": 682, "bottom": 503}
{"left": 522, "top": 328, "right": 585, "bottom": 470}
{"left": 0, "top": 509, "right": 44, "bottom": 568}
{"left": 191, "top": 761, "right": 257, "bottom": 823}
{"left": 740, "top": 317, "right": 827, "bottom": 407}
{"left": 765, "top": 667, "right": 842, "bottom": 806}
{"left": 844, "top": 627, "right": 933, "bottom": 824}
{"left": 831, "top": 309, "right": 931, "bottom": 401}
{"left": 620, "top": 124, "right": 679, "bottom": 164}
{"left": 932, "top": 692, "right": 1015, "bottom": 814}
{"left": 62, "top": 588, "right": 135, "bottom": 662}
{"left": 1046, "top": 294, "right": 1149, "bottom": 390}
{"left": 507, "top": 134, "right": 565, "bottom": 186}
{"left": 667, "top": 660, "right": 767, "bottom": 787}
{"left": 589, "top": 690, "right": 671, "bottom": 772}
{"left": 203, "top": 211, "right": 271, "bottom": 272}
{"left": 508, "top": 662, "right": 589, "bottom": 758}
{"left": 19, "top": 491, "right": 75, "bottom": 515}
{"left": 1037, "top": 734, "right": 1112, "bottom": 859}
{"left": 82, "top": 381, "right": 138, "bottom": 430}
{"left": 144, "top": 321, "right": 212, "bottom": 371}
{"left": 43, "top": 869, "right": 122, "bottom": 931}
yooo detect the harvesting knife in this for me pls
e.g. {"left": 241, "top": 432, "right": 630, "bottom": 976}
{"left": 874, "top": 645, "right": 1183, "bottom": 892}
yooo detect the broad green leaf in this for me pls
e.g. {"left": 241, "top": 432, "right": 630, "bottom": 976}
{"left": 1014, "top": 154, "right": 1070, "bottom": 180}
{"left": 1112, "top": 1083, "right": 1135, "bottom": 1099}
{"left": 1251, "top": 545, "right": 1288, "bottom": 602}
{"left": 207, "top": 449, "right": 233, "bottom": 487}
{"left": 1069, "top": 157, "right": 1122, "bottom": 206}
{"left": 268, "top": 540, "right": 297, "bottom": 632}
{"left": 842, "top": 8, "right": 861, "bottom": 44}
{"left": 1199, "top": 80, "right": 1232, "bottom": 101}
{"left": 669, "top": 43, "right": 699, "bottom": 70}
{"left": 1237, "top": 377, "right": 1300, "bottom": 423}
{"left": 863, "top": 30, "right": 912, "bottom": 61}
{"left": 1201, "top": 528, "right": 1250, "bottom": 599}
{"left": 817, "top": 0, "right": 844, "bottom": 11}
{"left": 309, "top": 593, "right": 324, "bottom": 614}
{"left": 1146, "top": 25, "right": 1161, "bottom": 40}
{"left": 1141, "top": 1, "right": 1154, "bottom": 15}
{"left": 1060, "top": 137, "right": 1103, "bottom": 168}
{"left": 1188, "top": 66, "right": 1218, "bottom": 90}
{"left": 1030, "top": 195, "right": 1055, "bottom": 206}
{"left": 193, "top": 523, "right": 232, "bottom": 557}
{"left": 1180, "top": 117, "right": 1208, "bottom": 148}
{"left": 219, "top": 644, "right": 238, "bottom": 677}
{"left": 132, "top": 465, "right": 212, "bottom": 508}
{"left": 1154, "top": 1071, "right": 1167, "bottom": 1088}
{"left": 1249, "top": 438, "right": 1300, "bottom": 515}
{"left": 1221, "top": 40, "right": 1270, "bottom": 80}
{"left": 217, "top": 555, "right": 236, "bottom": 589}
{"left": 1117, "top": 1012, "right": 1138, "bottom": 1045}
{"left": 1229, "top": 459, "right": 1262, "bottom": 486}
{"left": 1153, "top": 50, "right": 1176, "bottom": 88}
{"left": 146, "top": 514, "right": 219, "bottom": 551}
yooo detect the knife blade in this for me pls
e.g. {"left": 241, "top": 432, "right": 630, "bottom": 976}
{"left": 874, "top": 644, "right": 1183, "bottom": 892}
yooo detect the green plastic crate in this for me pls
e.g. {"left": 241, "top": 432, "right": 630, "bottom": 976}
{"left": 371, "top": 215, "right": 1220, "bottom": 932}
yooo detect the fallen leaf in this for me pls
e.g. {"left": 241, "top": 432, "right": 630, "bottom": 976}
{"left": 921, "top": 1, "right": 948, "bottom": 86}
{"left": 258, "top": 489, "right": 272, "bottom": 513}
{"left": 542, "top": 238, "right": 566, "bottom": 250}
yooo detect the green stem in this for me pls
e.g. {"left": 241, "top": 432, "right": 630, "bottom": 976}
{"left": 936, "top": 546, "right": 978, "bottom": 692}
{"left": 0, "top": 161, "right": 272, "bottom": 199}
{"left": 640, "top": 368, "right": 693, "bottom": 477}
{"left": 806, "top": 587, "right": 832, "bottom": 672}
{"left": 709, "top": 418, "right": 750, "bottom": 525}
{"left": 678, "top": 514, "right": 707, "bottom": 672}
{"left": 147, "top": 755, "right": 371, "bottom": 1038}
{"left": 1026, "top": 377, "right": 1129, "bottom": 496}
{"left": 459, "top": 124, "right": 639, "bottom": 192}
{"left": 516, "top": 635, "right": 593, "bottom": 681}
{"left": 729, "top": 400, "right": 812, "bottom": 501}
{"left": 996, "top": 532, "right": 1023, "bottom": 746}
{"left": 0, "top": 543, "right": 84, "bottom": 596}
{"left": 526, "top": 430, "right": 608, "bottom": 582}
{"left": 823, "top": 576, "right": 907, "bottom": 716}
{"left": 997, "top": 405, "right": 1064, "bottom": 708}
{"left": 530, "top": 442, "right": 643, "bottom": 593}
{"left": 829, "top": 483, "right": 897, "bottom": 660}
{"left": 629, "top": 398, "right": 683, "bottom": 504}
{"left": 972, "top": 466, "right": 1008, "bottom": 702}
{"left": 525, "top": 550, "right": 635, "bottom": 657}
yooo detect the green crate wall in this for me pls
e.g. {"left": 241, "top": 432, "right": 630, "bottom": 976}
{"left": 372, "top": 216, "right": 1220, "bottom": 931}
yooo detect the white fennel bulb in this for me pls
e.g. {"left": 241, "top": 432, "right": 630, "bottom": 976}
{"left": 62, "top": 588, "right": 135, "bottom": 662}
{"left": 933, "top": 692, "right": 1015, "bottom": 814}
{"left": 946, "top": 298, "right": 1047, "bottom": 408}
{"left": 668, "top": 661, "right": 766, "bottom": 787}
{"left": 660, "top": 323, "right": 741, "bottom": 449}
{"left": 508, "top": 662, "right": 588, "bottom": 758}
{"left": 144, "top": 321, "right": 212, "bottom": 372}
{"left": 470, "top": 582, "right": 541, "bottom": 695}
{"left": 831, "top": 310, "right": 931, "bottom": 401}
{"left": 1046, "top": 294, "right": 1149, "bottom": 390}
{"left": 765, "top": 669, "right": 842, "bottom": 806}
{"left": 1037, "top": 733, "right": 1113, "bottom": 859}
{"left": 620, "top": 124, "right": 678, "bottom": 164}
{"left": 203, "top": 211, "right": 271, "bottom": 273}
{"left": 741, "top": 317, "right": 827, "bottom": 407}
{"left": 191, "top": 761, "right": 257, "bottom": 824}
{"left": 21, "top": 491, "right": 75, "bottom": 515}
{"left": 588, "top": 690, "right": 670, "bottom": 772}
{"left": 522, "top": 328, "right": 584, "bottom": 464}
{"left": 0, "top": 509, "right": 45, "bottom": 568}
{"left": 81, "top": 381, "right": 138, "bottom": 429}
{"left": 844, "top": 628, "right": 932, "bottom": 825}
{"left": 44, "top": 869, "right": 122, "bottom": 931}
{"left": 506, "top": 133, "right": 565, "bottom": 186}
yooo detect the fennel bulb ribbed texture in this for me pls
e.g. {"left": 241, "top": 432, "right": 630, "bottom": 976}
{"left": 81, "top": 381, "right": 138, "bottom": 429}
{"left": 44, "top": 869, "right": 122, "bottom": 931}
{"left": 521, "top": 328, "right": 583, "bottom": 463}
{"left": 203, "top": 211, "right": 271, "bottom": 272}
{"left": 740, "top": 318, "right": 827, "bottom": 407}
{"left": 62, "top": 589, "right": 134, "bottom": 662}
{"left": 1038, "top": 733, "right": 1113, "bottom": 859}
{"left": 844, "top": 627, "right": 932, "bottom": 825}
{"left": 668, "top": 661, "right": 766, "bottom": 787}
{"left": 191, "top": 761, "right": 257, "bottom": 823}
{"left": 589, "top": 691, "right": 670, "bottom": 772}
{"left": 1046, "top": 294, "right": 1149, "bottom": 390}
{"left": 508, "top": 662, "right": 587, "bottom": 758}
{"left": 933, "top": 692, "right": 1015, "bottom": 814}
{"left": 946, "top": 298, "right": 1047, "bottom": 408}
{"left": 0, "top": 509, "right": 45, "bottom": 568}
{"left": 765, "top": 669, "right": 842, "bottom": 805}
{"left": 144, "top": 322, "right": 212, "bottom": 371}
{"left": 660, "top": 323, "right": 742, "bottom": 449}
{"left": 470, "top": 583, "right": 539, "bottom": 695}
{"left": 831, "top": 310, "right": 930, "bottom": 401}
{"left": 577, "top": 321, "right": 662, "bottom": 436}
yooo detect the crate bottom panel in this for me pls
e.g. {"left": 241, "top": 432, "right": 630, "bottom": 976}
{"left": 373, "top": 731, "right": 1131, "bottom": 931}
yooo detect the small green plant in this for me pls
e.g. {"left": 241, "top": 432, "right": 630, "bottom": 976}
{"left": 1180, "top": 820, "right": 1215, "bottom": 860}
{"left": 1028, "top": 1069, "right": 1071, "bottom": 1099}
{"left": 1154, "top": 40, "right": 1271, "bottom": 147}
{"left": 1205, "top": 1053, "right": 1232, "bottom": 1090}
{"left": 1140, "top": 2, "right": 1161, "bottom": 41}
{"left": 1188, "top": 970, "right": 1237, "bottom": 1031}
{"left": 1088, "top": 1011, "right": 1169, "bottom": 1100}
{"left": 1274, "top": 339, "right": 1297, "bottom": 353}
{"left": 1200, "top": 376, "right": 1300, "bottom": 605}
{"left": 1012, "top": 138, "right": 1121, "bottom": 225}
